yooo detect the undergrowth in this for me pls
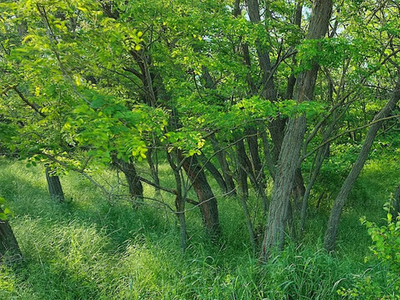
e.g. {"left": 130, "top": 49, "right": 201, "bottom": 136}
{"left": 0, "top": 158, "right": 397, "bottom": 299}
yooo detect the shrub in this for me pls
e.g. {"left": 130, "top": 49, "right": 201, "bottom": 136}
{"left": 338, "top": 202, "right": 400, "bottom": 299}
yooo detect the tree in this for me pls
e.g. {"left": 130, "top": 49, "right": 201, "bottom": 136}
{"left": 261, "top": 0, "right": 333, "bottom": 260}
{"left": 324, "top": 73, "right": 400, "bottom": 251}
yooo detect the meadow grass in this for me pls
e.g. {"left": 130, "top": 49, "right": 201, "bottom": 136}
{"left": 0, "top": 157, "right": 397, "bottom": 299}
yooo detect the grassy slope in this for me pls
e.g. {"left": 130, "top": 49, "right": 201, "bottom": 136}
{"left": 0, "top": 157, "right": 397, "bottom": 299}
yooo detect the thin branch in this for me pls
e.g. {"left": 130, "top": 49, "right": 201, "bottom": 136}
{"left": 303, "top": 114, "right": 400, "bottom": 160}
{"left": 13, "top": 86, "right": 46, "bottom": 118}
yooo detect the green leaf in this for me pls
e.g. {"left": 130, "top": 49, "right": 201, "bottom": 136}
{"left": 0, "top": 213, "right": 7, "bottom": 221}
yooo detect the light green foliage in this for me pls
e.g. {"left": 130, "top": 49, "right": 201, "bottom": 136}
{"left": 0, "top": 197, "right": 13, "bottom": 221}
{"left": 362, "top": 203, "right": 400, "bottom": 272}
{"left": 339, "top": 203, "right": 400, "bottom": 299}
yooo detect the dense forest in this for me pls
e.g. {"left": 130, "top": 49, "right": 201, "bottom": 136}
{"left": 1, "top": 0, "right": 400, "bottom": 298}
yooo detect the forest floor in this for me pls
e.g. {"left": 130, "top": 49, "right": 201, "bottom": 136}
{"left": 0, "top": 157, "right": 398, "bottom": 299}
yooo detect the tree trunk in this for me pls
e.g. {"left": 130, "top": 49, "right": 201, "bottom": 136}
{"left": 0, "top": 208, "right": 22, "bottom": 263}
{"left": 112, "top": 157, "right": 143, "bottom": 206}
{"left": 261, "top": 0, "right": 333, "bottom": 261}
{"left": 179, "top": 153, "right": 220, "bottom": 237}
{"left": 324, "top": 74, "right": 400, "bottom": 252}
{"left": 236, "top": 139, "right": 250, "bottom": 200}
{"left": 300, "top": 142, "right": 329, "bottom": 234}
{"left": 199, "top": 152, "right": 228, "bottom": 195}
{"left": 246, "top": 126, "right": 267, "bottom": 190}
{"left": 166, "top": 151, "right": 187, "bottom": 251}
{"left": 239, "top": 193, "right": 257, "bottom": 254}
{"left": 45, "top": 167, "right": 65, "bottom": 202}
{"left": 210, "top": 136, "right": 236, "bottom": 196}
{"left": 146, "top": 146, "right": 161, "bottom": 196}
{"left": 261, "top": 116, "right": 307, "bottom": 257}
{"left": 392, "top": 183, "right": 400, "bottom": 219}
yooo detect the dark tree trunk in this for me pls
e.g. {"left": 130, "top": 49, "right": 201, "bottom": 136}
{"left": 259, "top": 123, "right": 277, "bottom": 178}
{"left": 292, "top": 168, "right": 306, "bottom": 212}
{"left": 392, "top": 184, "right": 400, "bottom": 219}
{"left": 146, "top": 146, "right": 161, "bottom": 196}
{"left": 45, "top": 167, "right": 65, "bottom": 202}
{"left": 239, "top": 193, "right": 257, "bottom": 254}
{"left": 0, "top": 208, "right": 22, "bottom": 263}
{"left": 237, "top": 137, "right": 269, "bottom": 213}
{"left": 112, "top": 157, "right": 143, "bottom": 206}
{"left": 210, "top": 136, "right": 236, "bottom": 196}
{"left": 300, "top": 142, "right": 329, "bottom": 234}
{"left": 199, "top": 152, "right": 228, "bottom": 195}
{"left": 179, "top": 153, "right": 220, "bottom": 237}
{"left": 246, "top": 126, "right": 267, "bottom": 191}
{"left": 236, "top": 139, "right": 250, "bottom": 200}
{"left": 324, "top": 74, "right": 400, "bottom": 252}
{"left": 166, "top": 151, "right": 187, "bottom": 251}
{"left": 246, "top": 127, "right": 269, "bottom": 213}
{"left": 261, "top": 0, "right": 333, "bottom": 261}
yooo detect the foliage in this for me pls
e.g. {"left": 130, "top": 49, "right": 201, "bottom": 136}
{"left": 338, "top": 202, "right": 400, "bottom": 299}
{"left": 0, "top": 196, "right": 13, "bottom": 221}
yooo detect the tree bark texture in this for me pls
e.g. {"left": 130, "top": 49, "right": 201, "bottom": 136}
{"left": 45, "top": 167, "right": 65, "bottom": 202}
{"left": 324, "top": 74, "right": 400, "bottom": 252}
{"left": 180, "top": 153, "right": 221, "bottom": 237}
{"left": 261, "top": 0, "right": 333, "bottom": 261}
{"left": 261, "top": 116, "right": 307, "bottom": 257}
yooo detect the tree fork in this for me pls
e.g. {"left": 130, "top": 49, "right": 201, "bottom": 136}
{"left": 260, "top": 0, "right": 333, "bottom": 261}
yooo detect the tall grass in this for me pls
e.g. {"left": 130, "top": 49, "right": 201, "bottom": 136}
{"left": 0, "top": 158, "right": 395, "bottom": 299}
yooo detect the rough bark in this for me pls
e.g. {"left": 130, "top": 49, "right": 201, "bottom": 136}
{"left": 261, "top": 0, "right": 333, "bottom": 261}
{"left": 324, "top": 74, "right": 400, "bottom": 252}
{"left": 179, "top": 153, "right": 220, "bottom": 237}
{"left": 45, "top": 167, "right": 65, "bottom": 202}
{"left": 261, "top": 115, "right": 307, "bottom": 257}
{"left": 0, "top": 208, "right": 22, "bottom": 263}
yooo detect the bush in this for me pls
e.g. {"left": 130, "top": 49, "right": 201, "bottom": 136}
{"left": 338, "top": 202, "right": 400, "bottom": 299}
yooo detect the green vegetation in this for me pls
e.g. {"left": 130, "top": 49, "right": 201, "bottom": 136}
{"left": 0, "top": 158, "right": 398, "bottom": 299}
{"left": 2, "top": 0, "right": 400, "bottom": 298}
